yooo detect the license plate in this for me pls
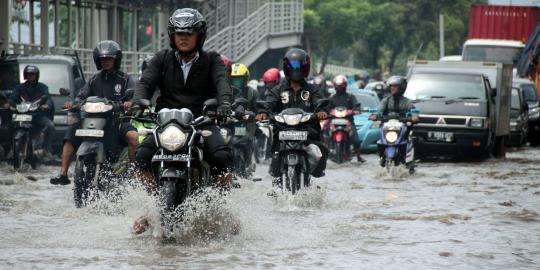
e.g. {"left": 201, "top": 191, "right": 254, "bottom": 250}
{"left": 13, "top": 114, "right": 32, "bottom": 122}
{"left": 427, "top": 131, "right": 453, "bottom": 142}
{"left": 331, "top": 118, "right": 349, "bottom": 125}
{"left": 279, "top": 130, "right": 308, "bottom": 141}
{"left": 234, "top": 126, "right": 247, "bottom": 136}
{"left": 152, "top": 154, "right": 191, "bottom": 162}
{"left": 75, "top": 129, "right": 104, "bottom": 137}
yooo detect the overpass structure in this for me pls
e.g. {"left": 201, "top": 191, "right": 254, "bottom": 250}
{"left": 0, "top": 0, "right": 303, "bottom": 78}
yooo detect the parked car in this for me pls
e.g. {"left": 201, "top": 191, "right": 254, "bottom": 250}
{"left": 352, "top": 90, "right": 381, "bottom": 153}
{"left": 513, "top": 78, "right": 540, "bottom": 145}
{"left": 0, "top": 54, "right": 86, "bottom": 156}
{"left": 507, "top": 87, "right": 529, "bottom": 146}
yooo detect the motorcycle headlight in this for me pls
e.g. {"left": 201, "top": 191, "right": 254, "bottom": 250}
{"left": 158, "top": 125, "right": 187, "bottom": 152}
{"left": 220, "top": 128, "right": 231, "bottom": 144}
{"left": 469, "top": 118, "right": 484, "bottom": 128}
{"left": 82, "top": 102, "right": 113, "bottom": 113}
{"left": 274, "top": 115, "right": 285, "bottom": 123}
{"left": 16, "top": 103, "right": 31, "bottom": 113}
{"left": 385, "top": 131, "right": 399, "bottom": 144}
{"left": 335, "top": 110, "right": 347, "bottom": 118}
{"left": 301, "top": 114, "right": 311, "bottom": 123}
{"left": 283, "top": 114, "right": 302, "bottom": 126}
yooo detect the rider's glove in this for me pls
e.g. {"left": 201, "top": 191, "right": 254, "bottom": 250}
{"left": 217, "top": 102, "right": 232, "bottom": 117}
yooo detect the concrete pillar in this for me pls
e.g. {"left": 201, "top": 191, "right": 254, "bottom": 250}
{"left": 157, "top": 3, "right": 169, "bottom": 50}
{"left": 30, "top": 0, "right": 35, "bottom": 44}
{"left": 75, "top": 0, "right": 80, "bottom": 48}
{"left": 40, "top": 0, "right": 49, "bottom": 52}
{"left": 112, "top": 0, "right": 118, "bottom": 42}
{"left": 0, "top": 0, "right": 11, "bottom": 54}
{"left": 132, "top": 9, "right": 138, "bottom": 50}
{"left": 67, "top": 0, "right": 72, "bottom": 46}
{"left": 54, "top": 0, "right": 59, "bottom": 46}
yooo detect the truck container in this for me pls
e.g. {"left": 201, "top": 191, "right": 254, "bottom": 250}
{"left": 468, "top": 4, "right": 540, "bottom": 42}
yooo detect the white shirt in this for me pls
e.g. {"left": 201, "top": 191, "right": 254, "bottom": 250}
{"left": 180, "top": 52, "right": 199, "bottom": 82}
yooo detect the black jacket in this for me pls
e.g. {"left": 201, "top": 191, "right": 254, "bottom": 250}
{"left": 75, "top": 70, "right": 135, "bottom": 104}
{"left": 329, "top": 92, "right": 359, "bottom": 110}
{"left": 259, "top": 80, "right": 326, "bottom": 115}
{"left": 133, "top": 49, "right": 232, "bottom": 117}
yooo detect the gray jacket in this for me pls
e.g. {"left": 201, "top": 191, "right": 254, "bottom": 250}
{"left": 377, "top": 95, "right": 414, "bottom": 116}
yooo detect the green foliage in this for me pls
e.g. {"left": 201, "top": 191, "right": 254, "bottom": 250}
{"left": 304, "top": 0, "right": 487, "bottom": 75}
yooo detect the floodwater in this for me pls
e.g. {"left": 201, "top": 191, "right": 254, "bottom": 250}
{"left": 1, "top": 148, "right": 539, "bottom": 269}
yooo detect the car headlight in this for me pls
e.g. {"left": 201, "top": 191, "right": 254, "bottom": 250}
{"left": 385, "top": 131, "right": 399, "bottom": 143}
{"left": 529, "top": 107, "right": 540, "bottom": 119}
{"left": 283, "top": 114, "right": 302, "bottom": 126}
{"left": 82, "top": 102, "right": 113, "bottom": 113}
{"left": 469, "top": 118, "right": 484, "bottom": 128}
{"left": 158, "top": 125, "right": 187, "bottom": 152}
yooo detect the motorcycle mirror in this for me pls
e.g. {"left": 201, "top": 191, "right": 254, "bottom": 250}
{"left": 124, "top": 88, "right": 135, "bottom": 100}
{"left": 137, "top": 99, "right": 151, "bottom": 107}
{"left": 316, "top": 98, "right": 329, "bottom": 109}
{"left": 59, "top": 88, "right": 70, "bottom": 96}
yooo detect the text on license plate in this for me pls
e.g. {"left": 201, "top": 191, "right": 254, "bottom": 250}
{"left": 152, "top": 154, "right": 191, "bottom": 162}
{"left": 428, "top": 131, "right": 453, "bottom": 142}
{"left": 13, "top": 114, "right": 32, "bottom": 122}
{"left": 234, "top": 126, "right": 247, "bottom": 136}
{"left": 279, "top": 130, "right": 308, "bottom": 141}
{"left": 75, "top": 129, "right": 104, "bottom": 137}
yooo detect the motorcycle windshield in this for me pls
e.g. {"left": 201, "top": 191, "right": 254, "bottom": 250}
{"left": 85, "top": 96, "right": 109, "bottom": 103}
{"left": 158, "top": 108, "right": 193, "bottom": 126}
{"left": 281, "top": 107, "right": 305, "bottom": 115}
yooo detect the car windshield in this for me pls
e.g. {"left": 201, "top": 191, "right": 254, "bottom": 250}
{"left": 405, "top": 73, "right": 486, "bottom": 101}
{"left": 463, "top": 45, "right": 522, "bottom": 66}
{"left": 0, "top": 62, "right": 20, "bottom": 90}
{"left": 511, "top": 89, "right": 521, "bottom": 110}
{"left": 18, "top": 63, "right": 70, "bottom": 95}
{"left": 354, "top": 94, "right": 379, "bottom": 110}
{"left": 520, "top": 83, "right": 537, "bottom": 102}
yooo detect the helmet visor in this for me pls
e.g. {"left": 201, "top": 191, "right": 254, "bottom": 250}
{"left": 289, "top": 60, "right": 302, "bottom": 70}
{"left": 231, "top": 77, "right": 245, "bottom": 88}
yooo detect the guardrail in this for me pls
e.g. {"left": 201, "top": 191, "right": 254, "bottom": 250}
{"left": 314, "top": 63, "right": 366, "bottom": 76}
{"left": 9, "top": 43, "right": 153, "bottom": 78}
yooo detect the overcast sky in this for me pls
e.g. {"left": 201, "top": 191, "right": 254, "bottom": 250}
{"left": 489, "top": 0, "right": 540, "bottom": 6}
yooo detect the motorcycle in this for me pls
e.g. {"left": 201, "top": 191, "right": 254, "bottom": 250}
{"left": 10, "top": 96, "right": 47, "bottom": 169}
{"left": 134, "top": 98, "right": 218, "bottom": 237}
{"left": 61, "top": 88, "right": 132, "bottom": 207}
{"left": 266, "top": 99, "right": 328, "bottom": 194}
{"left": 254, "top": 120, "right": 273, "bottom": 163}
{"left": 219, "top": 98, "right": 256, "bottom": 179}
{"left": 375, "top": 109, "right": 419, "bottom": 174}
{"left": 327, "top": 106, "right": 355, "bottom": 164}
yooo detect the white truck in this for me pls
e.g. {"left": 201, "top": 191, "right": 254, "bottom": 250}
{"left": 406, "top": 60, "right": 512, "bottom": 158}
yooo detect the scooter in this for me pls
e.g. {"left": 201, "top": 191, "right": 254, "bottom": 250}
{"left": 10, "top": 96, "right": 46, "bottom": 169}
{"left": 328, "top": 106, "right": 355, "bottom": 164}
{"left": 375, "top": 109, "right": 419, "bottom": 174}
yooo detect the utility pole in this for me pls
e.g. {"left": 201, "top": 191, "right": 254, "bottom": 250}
{"left": 439, "top": 13, "right": 445, "bottom": 59}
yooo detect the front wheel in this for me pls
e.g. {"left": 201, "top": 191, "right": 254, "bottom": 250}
{"left": 74, "top": 156, "right": 97, "bottom": 208}
{"left": 12, "top": 137, "right": 25, "bottom": 170}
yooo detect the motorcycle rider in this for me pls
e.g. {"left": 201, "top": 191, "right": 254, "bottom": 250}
{"left": 50, "top": 40, "right": 138, "bottom": 185}
{"left": 230, "top": 63, "right": 258, "bottom": 112}
{"left": 312, "top": 74, "right": 330, "bottom": 98}
{"left": 260, "top": 68, "right": 281, "bottom": 98}
{"left": 371, "top": 75, "right": 417, "bottom": 165}
{"left": 328, "top": 75, "right": 366, "bottom": 163}
{"left": 132, "top": 8, "right": 233, "bottom": 189}
{"left": 4, "top": 65, "right": 55, "bottom": 158}
{"left": 131, "top": 8, "right": 233, "bottom": 234}
{"left": 255, "top": 48, "right": 329, "bottom": 178}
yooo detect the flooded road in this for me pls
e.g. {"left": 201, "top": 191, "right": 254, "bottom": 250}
{"left": 1, "top": 148, "right": 539, "bottom": 269}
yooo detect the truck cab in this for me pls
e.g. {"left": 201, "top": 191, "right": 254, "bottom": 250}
{"left": 406, "top": 61, "right": 512, "bottom": 159}
{"left": 462, "top": 39, "right": 524, "bottom": 66}
{"left": 0, "top": 54, "right": 86, "bottom": 156}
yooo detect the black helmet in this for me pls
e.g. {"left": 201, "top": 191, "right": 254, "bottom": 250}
{"left": 386, "top": 76, "right": 407, "bottom": 96}
{"left": 23, "top": 65, "right": 40, "bottom": 81}
{"left": 93, "top": 40, "right": 122, "bottom": 70}
{"left": 283, "top": 48, "right": 310, "bottom": 82}
{"left": 168, "top": 8, "right": 207, "bottom": 51}
{"left": 141, "top": 56, "right": 153, "bottom": 73}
